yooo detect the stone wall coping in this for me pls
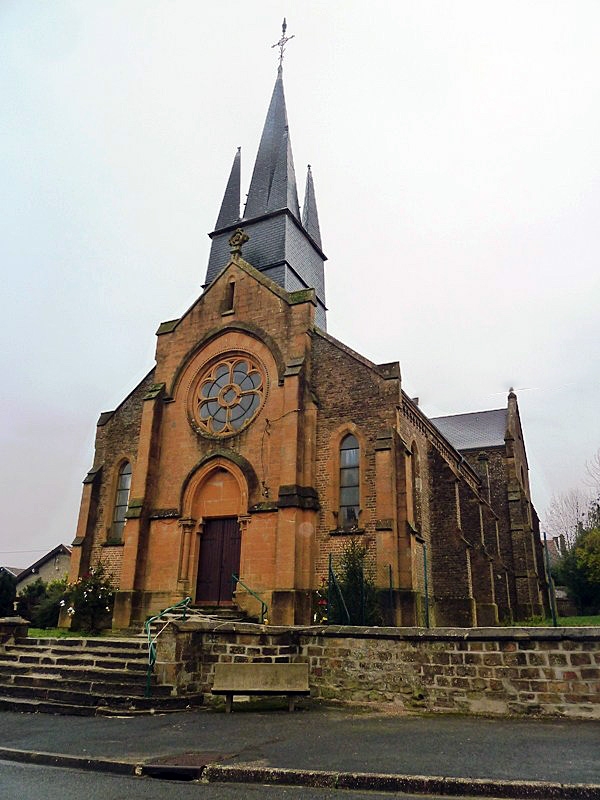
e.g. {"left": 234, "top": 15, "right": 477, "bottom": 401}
{"left": 170, "top": 619, "right": 600, "bottom": 642}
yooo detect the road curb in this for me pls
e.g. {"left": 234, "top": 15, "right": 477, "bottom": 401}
{"left": 0, "top": 747, "right": 136, "bottom": 776}
{"left": 202, "top": 764, "right": 600, "bottom": 799}
{"left": 2, "top": 747, "right": 600, "bottom": 798}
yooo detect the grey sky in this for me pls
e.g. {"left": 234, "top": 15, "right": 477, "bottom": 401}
{"left": 1, "top": 0, "right": 599, "bottom": 565}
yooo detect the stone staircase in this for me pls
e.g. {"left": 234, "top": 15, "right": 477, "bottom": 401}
{"left": 174, "top": 605, "right": 247, "bottom": 622}
{"left": 0, "top": 636, "right": 203, "bottom": 716}
{"left": 147, "top": 605, "right": 250, "bottom": 633}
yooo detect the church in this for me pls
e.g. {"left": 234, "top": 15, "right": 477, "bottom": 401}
{"left": 66, "top": 46, "right": 546, "bottom": 629}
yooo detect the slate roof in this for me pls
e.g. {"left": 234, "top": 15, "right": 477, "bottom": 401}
{"left": 244, "top": 69, "right": 301, "bottom": 220}
{"left": 205, "top": 68, "right": 327, "bottom": 328}
{"left": 430, "top": 408, "right": 508, "bottom": 451}
{"left": 302, "top": 164, "right": 322, "bottom": 248}
{"left": 0, "top": 566, "right": 23, "bottom": 578}
{"left": 214, "top": 147, "right": 241, "bottom": 230}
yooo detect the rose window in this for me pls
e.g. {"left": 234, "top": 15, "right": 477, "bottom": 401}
{"left": 194, "top": 356, "right": 265, "bottom": 435}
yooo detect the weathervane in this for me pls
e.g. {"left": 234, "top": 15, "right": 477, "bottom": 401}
{"left": 272, "top": 18, "right": 294, "bottom": 71}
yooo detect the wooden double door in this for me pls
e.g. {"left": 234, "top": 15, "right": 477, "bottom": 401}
{"left": 196, "top": 517, "right": 241, "bottom": 604}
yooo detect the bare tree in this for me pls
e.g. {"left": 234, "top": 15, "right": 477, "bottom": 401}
{"left": 543, "top": 488, "right": 592, "bottom": 549}
{"left": 585, "top": 448, "right": 600, "bottom": 495}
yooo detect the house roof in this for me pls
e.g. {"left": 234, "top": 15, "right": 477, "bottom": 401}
{"left": 0, "top": 566, "right": 23, "bottom": 578}
{"left": 15, "top": 544, "right": 72, "bottom": 584}
{"left": 430, "top": 408, "right": 508, "bottom": 451}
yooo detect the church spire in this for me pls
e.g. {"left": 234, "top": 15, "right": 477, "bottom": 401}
{"left": 302, "top": 164, "right": 322, "bottom": 249}
{"left": 215, "top": 147, "right": 241, "bottom": 229}
{"left": 205, "top": 22, "right": 327, "bottom": 328}
{"left": 244, "top": 70, "right": 300, "bottom": 220}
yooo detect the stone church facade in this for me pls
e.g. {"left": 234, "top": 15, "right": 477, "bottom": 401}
{"left": 67, "top": 65, "right": 546, "bottom": 629}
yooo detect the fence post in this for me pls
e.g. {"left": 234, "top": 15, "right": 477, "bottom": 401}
{"left": 543, "top": 531, "right": 558, "bottom": 627}
{"left": 423, "top": 542, "right": 430, "bottom": 629}
{"left": 388, "top": 564, "right": 393, "bottom": 625}
{"left": 360, "top": 568, "right": 365, "bottom": 625}
{"left": 328, "top": 553, "right": 333, "bottom": 623}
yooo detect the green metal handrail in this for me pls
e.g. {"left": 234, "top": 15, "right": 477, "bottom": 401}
{"left": 231, "top": 574, "right": 267, "bottom": 624}
{"left": 143, "top": 596, "right": 191, "bottom": 697}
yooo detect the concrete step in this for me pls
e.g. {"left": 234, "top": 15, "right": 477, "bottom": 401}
{"left": 149, "top": 606, "right": 248, "bottom": 625}
{"left": 3, "top": 640, "right": 149, "bottom": 671}
{"left": 0, "top": 660, "right": 152, "bottom": 685}
{"left": 0, "top": 654, "right": 147, "bottom": 672}
{"left": 0, "top": 695, "right": 98, "bottom": 716}
{"left": 0, "top": 681, "right": 177, "bottom": 707}
{"left": 21, "top": 636, "right": 147, "bottom": 651}
{"left": 10, "top": 673, "right": 171, "bottom": 698}
{"left": 0, "top": 635, "right": 202, "bottom": 715}
{"left": 6, "top": 651, "right": 146, "bottom": 667}
{"left": 8, "top": 638, "right": 147, "bottom": 658}
{"left": 0, "top": 692, "right": 202, "bottom": 716}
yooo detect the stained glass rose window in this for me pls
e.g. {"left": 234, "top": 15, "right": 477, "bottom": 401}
{"left": 193, "top": 356, "right": 265, "bottom": 436}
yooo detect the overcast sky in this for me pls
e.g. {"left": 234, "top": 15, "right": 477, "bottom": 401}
{"left": 2, "top": 0, "right": 599, "bottom": 568}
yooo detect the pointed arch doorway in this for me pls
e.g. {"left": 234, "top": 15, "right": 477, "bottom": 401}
{"left": 185, "top": 460, "right": 248, "bottom": 607}
{"left": 196, "top": 517, "right": 241, "bottom": 604}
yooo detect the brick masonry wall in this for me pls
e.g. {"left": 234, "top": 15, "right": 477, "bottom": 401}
{"left": 311, "top": 332, "right": 399, "bottom": 579}
{"left": 156, "top": 620, "right": 600, "bottom": 719}
{"left": 75, "top": 370, "right": 156, "bottom": 585}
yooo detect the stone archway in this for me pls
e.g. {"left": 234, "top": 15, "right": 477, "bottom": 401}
{"left": 181, "top": 459, "right": 248, "bottom": 606}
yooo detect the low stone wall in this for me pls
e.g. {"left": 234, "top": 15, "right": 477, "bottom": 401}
{"left": 154, "top": 621, "right": 600, "bottom": 719}
{"left": 0, "top": 617, "right": 29, "bottom": 650}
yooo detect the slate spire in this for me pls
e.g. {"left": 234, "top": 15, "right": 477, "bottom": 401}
{"left": 244, "top": 71, "right": 301, "bottom": 220}
{"left": 215, "top": 147, "right": 241, "bottom": 229}
{"left": 302, "top": 164, "right": 322, "bottom": 249}
{"left": 205, "top": 57, "right": 327, "bottom": 328}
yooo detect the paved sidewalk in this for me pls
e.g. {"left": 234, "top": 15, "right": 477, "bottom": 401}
{"left": 0, "top": 704, "right": 599, "bottom": 797}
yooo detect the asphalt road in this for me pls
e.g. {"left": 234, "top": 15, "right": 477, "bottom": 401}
{"left": 0, "top": 760, "right": 469, "bottom": 800}
{"left": 1, "top": 707, "right": 599, "bottom": 785}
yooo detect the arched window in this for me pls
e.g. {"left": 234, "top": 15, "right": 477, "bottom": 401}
{"left": 411, "top": 442, "right": 422, "bottom": 531}
{"left": 339, "top": 434, "right": 360, "bottom": 529}
{"left": 111, "top": 462, "right": 132, "bottom": 541}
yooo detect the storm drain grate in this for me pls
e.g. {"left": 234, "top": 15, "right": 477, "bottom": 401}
{"left": 142, "top": 751, "right": 233, "bottom": 781}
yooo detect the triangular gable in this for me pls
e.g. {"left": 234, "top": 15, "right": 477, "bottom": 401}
{"left": 157, "top": 255, "right": 317, "bottom": 338}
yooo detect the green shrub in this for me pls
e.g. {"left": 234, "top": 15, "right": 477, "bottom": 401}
{"left": 0, "top": 571, "right": 16, "bottom": 616}
{"left": 15, "top": 577, "right": 68, "bottom": 628}
{"left": 553, "top": 526, "right": 600, "bottom": 615}
{"left": 34, "top": 578, "right": 68, "bottom": 628}
{"left": 328, "top": 538, "right": 382, "bottom": 626}
{"left": 16, "top": 579, "right": 47, "bottom": 622}
{"left": 61, "top": 564, "right": 115, "bottom": 633}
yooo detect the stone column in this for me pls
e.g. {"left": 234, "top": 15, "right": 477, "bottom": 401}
{"left": 505, "top": 433, "right": 543, "bottom": 618}
{"left": 113, "top": 383, "right": 165, "bottom": 629}
{"left": 177, "top": 518, "right": 196, "bottom": 593}
{"left": 429, "top": 451, "right": 476, "bottom": 626}
{"left": 458, "top": 484, "right": 498, "bottom": 626}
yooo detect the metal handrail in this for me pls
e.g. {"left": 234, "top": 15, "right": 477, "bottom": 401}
{"left": 231, "top": 574, "right": 267, "bottom": 624}
{"left": 143, "top": 596, "right": 191, "bottom": 697}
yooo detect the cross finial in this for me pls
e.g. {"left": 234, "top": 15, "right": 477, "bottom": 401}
{"left": 272, "top": 18, "right": 294, "bottom": 72}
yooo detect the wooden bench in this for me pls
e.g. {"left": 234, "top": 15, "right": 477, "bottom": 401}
{"left": 211, "top": 662, "right": 310, "bottom": 712}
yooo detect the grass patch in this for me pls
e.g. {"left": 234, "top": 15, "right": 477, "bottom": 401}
{"left": 511, "top": 615, "right": 600, "bottom": 627}
{"left": 27, "top": 628, "right": 81, "bottom": 638}
{"left": 556, "top": 615, "right": 600, "bottom": 626}
{"left": 26, "top": 627, "right": 125, "bottom": 638}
